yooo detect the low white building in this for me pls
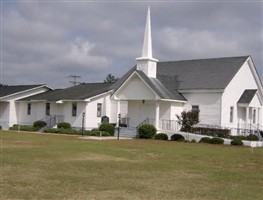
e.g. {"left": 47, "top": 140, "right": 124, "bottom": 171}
{"left": 1, "top": 8, "right": 262, "bottom": 136}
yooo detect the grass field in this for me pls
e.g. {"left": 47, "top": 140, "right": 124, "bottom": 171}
{"left": 1, "top": 131, "right": 262, "bottom": 200}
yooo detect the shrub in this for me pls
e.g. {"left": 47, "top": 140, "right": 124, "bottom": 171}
{"left": 176, "top": 110, "right": 199, "bottom": 133}
{"left": 231, "top": 138, "right": 243, "bottom": 146}
{"left": 230, "top": 136, "right": 247, "bottom": 140}
{"left": 99, "top": 123, "right": 115, "bottom": 136}
{"left": 191, "top": 139, "right": 196, "bottom": 143}
{"left": 138, "top": 124, "right": 157, "bottom": 139}
{"left": 193, "top": 127, "right": 230, "bottom": 138}
{"left": 199, "top": 137, "right": 212, "bottom": 144}
{"left": 90, "top": 128, "right": 111, "bottom": 136}
{"left": 9, "top": 124, "right": 37, "bottom": 132}
{"left": 154, "top": 133, "right": 168, "bottom": 140}
{"left": 57, "top": 122, "right": 71, "bottom": 129}
{"left": 246, "top": 134, "right": 259, "bottom": 141}
{"left": 171, "top": 134, "right": 185, "bottom": 142}
{"left": 210, "top": 137, "right": 224, "bottom": 145}
{"left": 44, "top": 128, "right": 91, "bottom": 136}
{"left": 33, "top": 120, "right": 47, "bottom": 129}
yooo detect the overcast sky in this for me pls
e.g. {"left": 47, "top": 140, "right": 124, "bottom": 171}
{"left": 1, "top": 1, "right": 262, "bottom": 88}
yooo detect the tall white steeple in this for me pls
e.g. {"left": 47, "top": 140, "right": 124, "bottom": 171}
{"left": 136, "top": 6, "right": 158, "bottom": 78}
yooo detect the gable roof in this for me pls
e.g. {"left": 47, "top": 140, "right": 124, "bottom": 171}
{"left": 237, "top": 89, "right": 258, "bottom": 104}
{"left": 157, "top": 56, "right": 249, "bottom": 90}
{"left": 20, "top": 83, "right": 114, "bottom": 102}
{"left": 0, "top": 84, "right": 49, "bottom": 99}
{"left": 136, "top": 71, "right": 186, "bottom": 101}
{"left": 113, "top": 56, "right": 249, "bottom": 101}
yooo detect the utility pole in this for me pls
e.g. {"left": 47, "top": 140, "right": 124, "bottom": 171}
{"left": 68, "top": 75, "right": 81, "bottom": 86}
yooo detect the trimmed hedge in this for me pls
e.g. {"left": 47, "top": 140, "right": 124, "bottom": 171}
{"left": 230, "top": 134, "right": 259, "bottom": 141}
{"left": 193, "top": 127, "right": 230, "bottom": 138}
{"left": 210, "top": 137, "right": 224, "bottom": 144}
{"left": 57, "top": 122, "right": 71, "bottom": 129}
{"left": 171, "top": 134, "right": 185, "bottom": 142}
{"left": 44, "top": 128, "right": 91, "bottom": 136}
{"left": 90, "top": 128, "right": 111, "bottom": 136}
{"left": 9, "top": 124, "right": 37, "bottom": 132}
{"left": 138, "top": 124, "right": 157, "bottom": 139}
{"left": 154, "top": 133, "right": 168, "bottom": 140}
{"left": 231, "top": 138, "right": 243, "bottom": 146}
{"left": 199, "top": 137, "right": 212, "bottom": 144}
{"left": 199, "top": 137, "right": 224, "bottom": 144}
{"left": 33, "top": 120, "right": 47, "bottom": 130}
{"left": 99, "top": 123, "right": 115, "bottom": 136}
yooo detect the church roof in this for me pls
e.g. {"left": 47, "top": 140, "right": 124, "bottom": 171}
{"left": 0, "top": 84, "right": 48, "bottom": 98}
{"left": 20, "top": 83, "right": 113, "bottom": 101}
{"left": 157, "top": 56, "right": 249, "bottom": 90}
{"left": 113, "top": 56, "right": 249, "bottom": 101}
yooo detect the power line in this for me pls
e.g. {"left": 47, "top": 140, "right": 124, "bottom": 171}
{"left": 68, "top": 75, "right": 81, "bottom": 86}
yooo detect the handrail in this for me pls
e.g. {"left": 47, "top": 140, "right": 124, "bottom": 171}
{"left": 40, "top": 115, "right": 64, "bottom": 129}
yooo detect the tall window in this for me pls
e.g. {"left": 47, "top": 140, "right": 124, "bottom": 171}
{"left": 27, "top": 103, "right": 31, "bottom": 115}
{"left": 72, "top": 102, "right": 77, "bottom": 117}
{"left": 192, "top": 105, "right": 199, "bottom": 112}
{"left": 253, "top": 109, "right": 256, "bottom": 124}
{"left": 230, "top": 106, "right": 234, "bottom": 123}
{"left": 46, "top": 103, "right": 50, "bottom": 116}
{"left": 97, "top": 103, "right": 102, "bottom": 117}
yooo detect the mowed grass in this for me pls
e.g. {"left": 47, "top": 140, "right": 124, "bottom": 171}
{"left": 1, "top": 131, "right": 262, "bottom": 200}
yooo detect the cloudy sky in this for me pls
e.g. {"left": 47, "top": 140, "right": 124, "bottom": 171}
{"left": 1, "top": 1, "right": 262, "bottom": 88}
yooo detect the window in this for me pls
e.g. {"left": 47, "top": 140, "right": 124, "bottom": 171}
{"left": 27, "top": 103, "right": 31, "bottom": 115}
{"left": 97, "top": 103, "right": 102, "bottom": 117}
{"left": 253, "top": 109, "right": 256, "bottom": 124}
{"left": 72, "top": 102, "right": 77, "bottom": 117}
{"left": 192, "top": 105, "right": 199, "bottom": 112}
{"left": 46, "top": 103, "right": 50, "bottom": 116}
{"left": 230, "top": 106, "right": 234, "bottom": 123}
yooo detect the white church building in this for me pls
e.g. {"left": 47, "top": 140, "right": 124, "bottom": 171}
{"left": 1, "top": 8, "right": 262, "bottom": 136}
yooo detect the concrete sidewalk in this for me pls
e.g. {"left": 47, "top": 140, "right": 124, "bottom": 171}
{"left": 79, "top": 136, "right": 133, "bottom": 140}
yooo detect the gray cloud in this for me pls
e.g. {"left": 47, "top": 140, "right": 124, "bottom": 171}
{"left": 1, "top": 1, "right": 262, "bottom": 88}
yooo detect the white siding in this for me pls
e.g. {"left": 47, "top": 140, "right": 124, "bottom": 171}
{"left": 63, "top": 102, "right": 86, "bottom": 128}
{"left": 182, "top": 92, "right": 222, "bottom": 125}
{"left": 170, "top": 102, "right": 184, "bottom": 121}
{"left": 115, "top": 74, "right": 159, "bottom": 100}
{"left": 222, "top": 61, "right": 262, "bottom": 128}
{"left": 159, "top": 101, "right": 170, "bottom": 120}
{"left": 128, "top": 100, "right": 156, "bottom": 127}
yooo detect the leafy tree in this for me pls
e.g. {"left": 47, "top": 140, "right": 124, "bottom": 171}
{"left": 176, "top": 110, "right": 199, "bottom": 133}
{"left": 104, "top": 74, "right": 118, "bottom": 83}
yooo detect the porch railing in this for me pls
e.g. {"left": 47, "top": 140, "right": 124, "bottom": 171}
{"left": 160, "top": 119, "right": 181, "bottom": 132}
{"left": 40, "top": 115, "right": 64, "bottom": 129}
{"left": 136, "top": 118, "right": 181, "bottom": 132}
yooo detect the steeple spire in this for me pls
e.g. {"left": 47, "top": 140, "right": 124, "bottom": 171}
{"left": 142, "top": 6, "right": 152, "bottom": 58}
{"left": 136, "top": 6, "right": 158, "bottom": 78}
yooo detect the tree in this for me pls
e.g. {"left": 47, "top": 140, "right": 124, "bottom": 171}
{"left": 176, "top": 110, "right": 199, "bottom": 133}
{"left": 104, "top": 74, "right": 118, "bottom": 83}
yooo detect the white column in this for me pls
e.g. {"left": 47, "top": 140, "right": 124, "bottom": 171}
{"left": 116, "top": 100, "right": 120, "bottom": 124}
{"left": 155, "top": 101, "right": 160, "bottom": 130}
{"left": 245, "top": 107, "right": 249, "bottom": 132}
{"left": 258, "top": 108, "right": 261, "bottom": 128}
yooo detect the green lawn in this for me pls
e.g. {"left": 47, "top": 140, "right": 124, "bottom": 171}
{"left": 1, "top": 131, "right": 262, "bottom": 200}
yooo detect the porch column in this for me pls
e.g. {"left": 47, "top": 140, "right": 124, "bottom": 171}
{"left": 245, "top": 106, "right": 249, "bottom": 131}
{"left": 116, "top": 100, "right": 120, "bottom": 123}
{"left": 258, "top": 108, "right": 261, "bottom": 128}
{"left": 155, "top": 101, "right": 160, "bottom": 130}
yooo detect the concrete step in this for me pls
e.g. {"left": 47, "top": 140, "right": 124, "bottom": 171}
{"left": 115, "top": 127, "right": 137, "bottom": 138}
